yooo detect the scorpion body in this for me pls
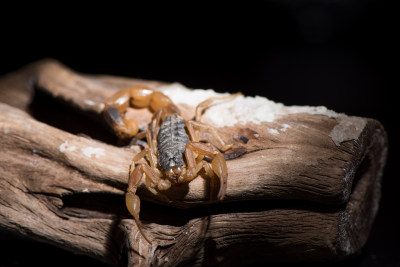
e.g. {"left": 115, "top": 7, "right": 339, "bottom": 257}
{"left": 103, "top": 86, "right": 240, "bottom": 243}
{"left": 157, "top": 113, "right": 190, "bottom": 172}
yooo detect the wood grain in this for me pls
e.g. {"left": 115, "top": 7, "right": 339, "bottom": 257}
{"left": 0, "top": 60, "right": 388, "bottom": 266}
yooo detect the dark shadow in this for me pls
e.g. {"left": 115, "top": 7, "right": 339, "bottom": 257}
{"left": 152, "top": 182, "right": 191, "bottom": 202}
{"left": 0, "top": 228, "right": 111, "bottom": 267}
{"left": 238, "top": 255, "right": 365, "bottom": 267}
{"left": 61, "top": 192, "right": 346, "bottom": 229}
{"left": 62, "top": 193, "right": 128, "bottom": 219}
{"left": 28, "top": 86, "right": 119, "bottom": 146}
{"left": 202, "top": 238, "right": 218, "bottom": 267}
{"left": 104, "top": 216, "right": 127, "bottom": 267}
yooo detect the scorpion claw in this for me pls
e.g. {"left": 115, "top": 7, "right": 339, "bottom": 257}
{"left": 212, "top": 153, "right": 228, "bottom": 200}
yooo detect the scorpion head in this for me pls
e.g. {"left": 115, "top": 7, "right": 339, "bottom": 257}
{"left": 165, "top": 167, "right": 186, "bottom": 183}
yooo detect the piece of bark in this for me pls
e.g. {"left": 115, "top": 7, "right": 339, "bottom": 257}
{"left": 0, "top": 60, "right": 388, "bottom": 266}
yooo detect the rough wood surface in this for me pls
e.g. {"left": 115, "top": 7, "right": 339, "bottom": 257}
{"left": 0, "top": 60, "right": 388, "bottom": 266}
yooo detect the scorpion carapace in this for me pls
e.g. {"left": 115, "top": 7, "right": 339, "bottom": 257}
{"left": 103, "top": 86, "right": 240, "bottom": 243}
{"left": 157, "top": 113, "right": 190, "bottom": 172}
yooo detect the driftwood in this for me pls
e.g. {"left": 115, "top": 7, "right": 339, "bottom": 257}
{"left": 0, "top": 60, "right": 388, "bottom": 266}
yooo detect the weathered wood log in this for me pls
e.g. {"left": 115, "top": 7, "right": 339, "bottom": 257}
{"left": 0, "top": 60, "right": 388, "bottom": 266}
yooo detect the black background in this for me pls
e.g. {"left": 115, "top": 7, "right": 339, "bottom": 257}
{"left": 0, "top": 1, "right": 398, "bottom": 266}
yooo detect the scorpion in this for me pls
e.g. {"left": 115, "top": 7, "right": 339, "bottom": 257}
{"left": 103, "top": 86, "right": 240, "bottom": 243}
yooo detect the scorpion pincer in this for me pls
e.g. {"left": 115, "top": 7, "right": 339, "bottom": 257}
{"left": 103, "top": 86, "right": 240, "bottom": 243}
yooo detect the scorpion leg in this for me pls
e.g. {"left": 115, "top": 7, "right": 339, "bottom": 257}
{"left": 129, "top": 130, "right": 147, "bottom": 146}
{"left": 145, "top": 131, "right": 158, "bottom": 170}
{"left": 179, "top": 144, "right": 204, "bottom": 183}
{"left": 185, "top": 142, "right": 228, "bottom": 200}
{"left": 188, "top": 120, "right": 233, "bottom": 151}
{"left": 194, "top": 92, "right": 242, "bottom": 121}
{"left": 191, "top": 92, "right": 241, "bottom": 149}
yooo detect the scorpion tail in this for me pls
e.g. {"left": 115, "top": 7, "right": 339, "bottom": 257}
{"left": 125, "top": 192, "right": 152, "bottom": 244}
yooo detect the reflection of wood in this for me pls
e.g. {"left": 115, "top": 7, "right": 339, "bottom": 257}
{"left": 0, "top": 60, "right": 388, "bottom": 266}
